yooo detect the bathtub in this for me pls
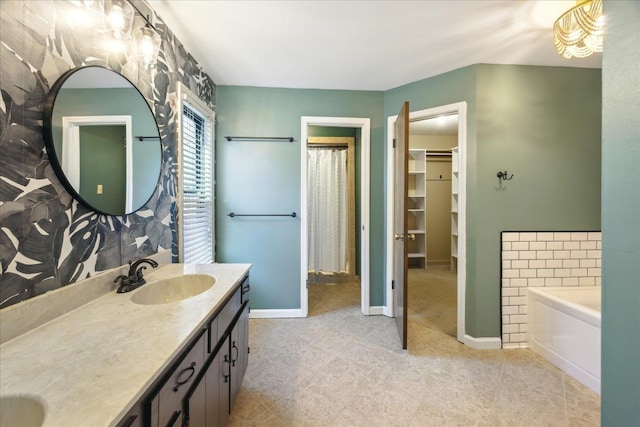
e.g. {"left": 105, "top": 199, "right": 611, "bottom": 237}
{"left": 527, "top": 286, "right": 601, "bottom": 394}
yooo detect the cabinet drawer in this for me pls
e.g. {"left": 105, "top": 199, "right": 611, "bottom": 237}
{"left": 154, "top": 332, "right": 206, "bottom": 426}
{"left": 240, "top": 276, "right": 250, "bottom": 304}
{"left": 215, "top": 288, "right": 241, "bottom": 342}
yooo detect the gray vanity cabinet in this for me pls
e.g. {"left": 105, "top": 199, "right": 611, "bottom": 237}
{"left": 140, "top": 276, "right": 249, "bottom": 427}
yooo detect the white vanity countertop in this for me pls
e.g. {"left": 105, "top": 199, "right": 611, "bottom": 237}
{"left": 0, "top": 263, "right": 250, "bottom": 427}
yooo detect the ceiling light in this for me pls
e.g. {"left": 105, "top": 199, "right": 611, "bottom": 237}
{"left": 553, "top": 0, "right": 603, "bottom": 59}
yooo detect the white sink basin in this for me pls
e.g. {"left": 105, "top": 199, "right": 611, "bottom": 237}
{"left": 0, "top": 395, "right": 45, "bottom": 427}
{"left": 130, "top": 274, "right": 215, "bottom": 305}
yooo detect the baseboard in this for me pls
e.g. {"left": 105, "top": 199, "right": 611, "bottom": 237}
{"left": 249, "top": 309, "right": 305, "bottom": 319}
{"left": 382, "top": 305, "right": 393, "bottom": 317}
{"left": 367, "top": 306, "right": 385, "bottom": 315}
{"left": 463, "top": 335, "right": 502, "bottom": 349}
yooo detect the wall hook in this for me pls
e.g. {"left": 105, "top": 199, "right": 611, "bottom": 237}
{"left": 497, "top": 171, "right": 514, "bottom": 181}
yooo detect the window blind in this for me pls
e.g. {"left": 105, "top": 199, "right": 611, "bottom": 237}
{"left": 181, "top": 101, "right": 213, "bottom": 264}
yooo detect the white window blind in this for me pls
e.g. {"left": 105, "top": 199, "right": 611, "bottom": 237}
{"left": 180, "top": 100, "right": 214, "bottom": 264}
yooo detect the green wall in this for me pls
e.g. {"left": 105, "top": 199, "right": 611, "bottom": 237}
{"left": 473, "top": 65, "right": 601, "bottom": 337}
{"left": 216, "top": 65, "right": 602, "bottom": 337}
{"left": 386, "top": 64, "right": 601, "bottom": 337}
{"left": 215, "top": 87, "right": 384, "bottom": 309}
{"left": 601, "top": 1, "right": 640, "bottom": 425}
{"left": 79, "top": 125, "right": 126, "bottom": 212}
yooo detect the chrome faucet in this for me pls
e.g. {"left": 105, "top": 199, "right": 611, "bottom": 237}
{"left": 114, "top": 258, "right": 159, "bottom": 293}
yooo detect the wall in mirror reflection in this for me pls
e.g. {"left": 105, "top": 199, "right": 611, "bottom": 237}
{"left": 52, "top": 87, "right": 161, "bottom": 215}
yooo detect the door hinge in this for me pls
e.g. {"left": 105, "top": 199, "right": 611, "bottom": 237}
{"left": 393, "top": 138, "right": 396, "bottom": 148}
{"left": 392, "top": 280, "right": 395, "bottom": 290}
{"left": 248, "top": 346, "right": 250, "bottom": 354}
{"left": 306, "top": 279, "right": 309, "bottom": 289}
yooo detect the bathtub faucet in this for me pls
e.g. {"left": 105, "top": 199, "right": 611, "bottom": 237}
{"left": 114, "top": 258, "right": 159, "bottom": 293}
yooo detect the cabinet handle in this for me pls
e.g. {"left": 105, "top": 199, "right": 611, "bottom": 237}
{"left": 231, "top": 341, "right": 239, "bottom": 366}
{"left": 172, "top": 362, "right": 196, "bottom": 392}
{"left": 242, "top": 283, "right": 250, "bottom": 294}
{"left": 223, "top": 355, "right": 231, "bottom": 383}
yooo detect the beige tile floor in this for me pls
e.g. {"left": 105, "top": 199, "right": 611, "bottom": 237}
{"left": 228, "top": 265, "right": 600, "bottom": 426}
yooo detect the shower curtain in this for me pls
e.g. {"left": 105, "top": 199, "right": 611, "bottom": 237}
{"left": 307, "top": 148, "right": 348, "bottom": 274}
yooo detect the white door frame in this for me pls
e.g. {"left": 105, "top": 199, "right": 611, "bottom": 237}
{"left": 301, "top": 116, "right": 371, "bottom": 316}
{"left": 62, "top": 115, "right": 133, "bottom": 212}
{"left": 385, "top": 102, "right": 467, "bottom": 343}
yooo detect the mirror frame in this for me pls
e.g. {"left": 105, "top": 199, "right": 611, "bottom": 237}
{"left": 43, "top": 65, "right": 162, "bottom": 216}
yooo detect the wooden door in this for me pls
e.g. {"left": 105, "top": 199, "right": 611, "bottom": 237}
{"left": 393, "top": 101, "right": 410, "bottom": 349}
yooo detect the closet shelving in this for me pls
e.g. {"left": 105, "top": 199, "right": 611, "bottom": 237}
{"left": 451, "top": 147, "right": 459, "bottom": 272}
{"left": 408, "top": 149, "right": 427, "bottom": 269}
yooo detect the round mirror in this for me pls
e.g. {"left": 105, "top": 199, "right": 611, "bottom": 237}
{"left": 44, "top": 66, "right": 161, "bottom": 215}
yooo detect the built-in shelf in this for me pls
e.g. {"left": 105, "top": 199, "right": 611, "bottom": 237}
{"left": 451, "top": 147, "right": 459, "bottom": 272}
{"left": 408, "top": 149, "right": 427, "bottom": 270}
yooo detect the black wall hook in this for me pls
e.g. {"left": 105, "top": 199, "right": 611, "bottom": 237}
{"left": 497, "top": 171, "right": 514, "bottom": 181}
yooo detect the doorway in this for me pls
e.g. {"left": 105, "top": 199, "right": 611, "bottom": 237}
{"left": 300, "top": 117, "right": 371, "bottom": 317}
{"left": 407, "top": 116, "right": 458, "bottom": 338}
{"left": 386, "top": 102, "right": 467, "bottom": 345}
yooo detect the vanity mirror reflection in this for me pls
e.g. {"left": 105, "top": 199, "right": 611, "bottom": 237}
{"left": 44, "top": 66, "right": 161, "bottom": 215}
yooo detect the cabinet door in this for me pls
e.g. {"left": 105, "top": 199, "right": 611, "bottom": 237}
{"left": 203, "top": 354, "right": 219, "bottom": 427}
{"left": 206, "top": 335, "right": 230, "bottom": 427}
{"left": 185, "top": 371, "right": 206, "bottom": 427}
{"left": 230, "top": 301, "right": 250, "bottom": 410}
{"left": 238, "top": 302, "right": 249, "bottom": 385}
{"left": 153, "top": 333, "right": 205, "bottom": 426}
{"left": 230, "top": 322, "right": 240, "bottom": 410}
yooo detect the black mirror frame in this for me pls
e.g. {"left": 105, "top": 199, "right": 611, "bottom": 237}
{"left": 43, "top": 65, "right": 162, "bottom": 216}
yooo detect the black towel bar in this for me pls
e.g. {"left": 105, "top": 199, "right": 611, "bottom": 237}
{"left": 224, "top": 136, "right": 294, "bottom": 142}
{"left": 227, "top": 212, "right": 297, "bottom": 218}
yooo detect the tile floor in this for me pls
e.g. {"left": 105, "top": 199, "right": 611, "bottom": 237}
{"left": 228, "top": 265, "right": 600, "bottom": 426}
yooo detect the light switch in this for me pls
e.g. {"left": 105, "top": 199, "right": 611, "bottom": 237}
{"left": 97, "top": 184, "right": 103, "bottom": 194}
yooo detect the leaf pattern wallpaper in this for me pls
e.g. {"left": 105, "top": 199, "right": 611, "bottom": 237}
{"left": 0, "top": 0, "right": 215, "bottom": 308}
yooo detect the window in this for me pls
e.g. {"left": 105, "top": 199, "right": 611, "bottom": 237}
{"left": 177, "top": 84, "right": 215, "bottom": 263}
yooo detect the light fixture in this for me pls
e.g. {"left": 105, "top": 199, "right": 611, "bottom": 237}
{"left": 553, "top": 0, "right": 604, "bottom": 59}
{"left": 102, "top": 0, "right": 162, "bottom": 69}
{"left": 105, "top": 0, "right": 134, "bottom": 40}
{"left": 135, "top": 21, "right": 161, "bottom": 70}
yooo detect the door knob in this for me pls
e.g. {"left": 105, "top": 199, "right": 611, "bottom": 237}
{"left": 394, "top": 234, "right": 404, "bottom": 241}
{"left": 408, "top": 233, "right": 415, "bottom": 241}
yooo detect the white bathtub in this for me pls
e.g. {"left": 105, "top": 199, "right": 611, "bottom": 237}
{"left": 527, "top": 286, "right": 601, "bottom": 394}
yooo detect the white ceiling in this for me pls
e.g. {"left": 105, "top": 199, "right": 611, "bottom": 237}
{"left": 148, "top": 0, "right": 601, "bottom": 91}
{"left": 410, "top": 114, "right": 459, "bottom": 136}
